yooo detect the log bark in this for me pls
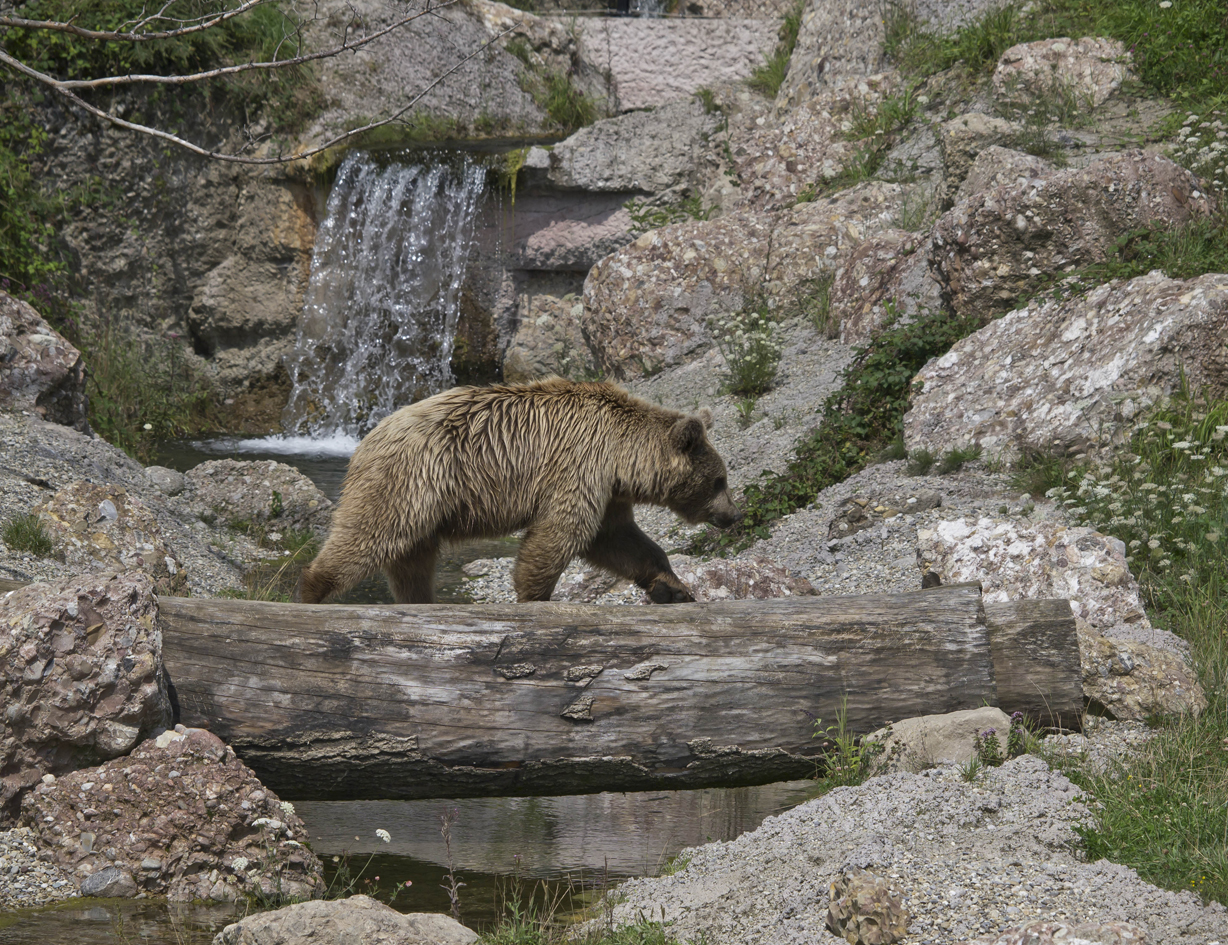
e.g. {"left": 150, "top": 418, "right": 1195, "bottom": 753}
{"left": 984, "top": 598, "right": 1083, "bottom": 729}
{"left": 146, "top": 584, "right": 1076, "bottom": 800}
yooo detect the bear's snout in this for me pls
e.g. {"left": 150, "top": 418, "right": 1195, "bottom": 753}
{"left": 710, "top": 492, "right": 744, "bottom": 529}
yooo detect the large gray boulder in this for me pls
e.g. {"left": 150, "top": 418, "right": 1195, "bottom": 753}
{"left": 830, "top": 228, "right": 942, "bottom": 345}
{"left": 0, "top": 572, "right": 171, "bottom": 818}
{"left": 21, "top": 726, "right": 325, "bottom": 902}
{"left": 213, "top": 895, "right": 478, "bottom": 945}
{"left": 904, "top": 272, "right": 1228, "bottom": 459}
{"left": 0, "top": 291, "right": 87, "bottom": 432}
{"left": 930, "top": 150, "right": 1214, "bottom": 320}
{"left": 181, "top": 459, "right": 332, "bottom": 534}
{"left": 992, "top": 37, "right": 1132, "bottom": 111}
{"left": 582, "top": 181, "right": 904, "bottom": 379}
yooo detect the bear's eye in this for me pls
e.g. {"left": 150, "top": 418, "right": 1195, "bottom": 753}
{"left": 714, "top": 476, "right": 726, "bottom": 492}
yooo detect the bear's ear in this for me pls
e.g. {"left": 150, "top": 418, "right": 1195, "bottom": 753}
{"left": 670, "top": 417, "right": 705, "bottom": 452}
{"left": 697, "top": 407, "right": 713, "bottom": 429}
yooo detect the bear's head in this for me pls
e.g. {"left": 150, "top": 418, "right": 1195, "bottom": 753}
{"left": 666, "top": 410, "right": 743, "bottom": 528}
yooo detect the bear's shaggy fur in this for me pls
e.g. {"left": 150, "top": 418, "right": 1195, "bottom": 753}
{"left": 297, "top": 378, "right": 742, "bottom": 604}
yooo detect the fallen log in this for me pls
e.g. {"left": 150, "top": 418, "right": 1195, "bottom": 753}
{"left": 142, "top": 584, "right": 1081, "bottom": 800}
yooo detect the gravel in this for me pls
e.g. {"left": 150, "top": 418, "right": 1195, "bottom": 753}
{"left": 0, "top": 827, "right": 79, "bottom": 911}
{"left": 606, "top": 755, "right": 1228, "bottom": 945}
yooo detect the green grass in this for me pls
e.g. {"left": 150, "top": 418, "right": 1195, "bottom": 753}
{"left": 692, "top": 305, "right": 982, "bottom": 553}
{"left": 1038, "top": 387, "right": 1228, "bottom": 903}
{"left": 220, "top": 527, "right": 321, "bottom": 603}
{"left": 845, "top": 83, "right": 922, "bottom": 141}
{"left": 884, "top": 0, "right": 1228, "bottom": 108}
{"left": 625, "top": 193, "right": 713, "bottom": 235}
{"left": 937, "top": 444, "right": 983, "bottom": 474}
{"left": 2, "top": 513, "right": 54, "bottom": 557}
{"left": 748, "top": 0, "right": 805, "bottom": 98}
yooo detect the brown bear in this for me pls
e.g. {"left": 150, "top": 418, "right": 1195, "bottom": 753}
{"left": 296, "top": 377, "right": 742, "bottom": 604}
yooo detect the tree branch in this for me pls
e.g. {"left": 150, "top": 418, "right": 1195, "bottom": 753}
{"left": 0, "top": 1, "right": 276, "bottom": 43}
{"left": 0, "top": 18, "right": 521, "bottom": 165}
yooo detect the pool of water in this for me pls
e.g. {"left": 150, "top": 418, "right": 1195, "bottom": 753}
{"left": 154, "top": 436, "right": 518, "bottom": 604}
{"left": 0, "top": 781, "right": 817, "bottom": 943}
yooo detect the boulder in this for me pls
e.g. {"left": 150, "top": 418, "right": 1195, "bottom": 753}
{"left": 830, "top": 229, "right": 943, "bottom": 345}
{"left": 916, "top": 516, "right": 1205, "bottom": 720}
{"left": 213, "top": 894, "right": 479, "bottom": 945}
{"left": 867, "top": 707, "right": 1013, "bottom": 773}
{"left": 959, "top": 919, "right": 1147, "bottom": 945}
{"left": 35, "top": 482, "right": 188, "bottom": 595}
{"left": 952, "top": 145, "right": 1054, "bottom": 206}
{"left": 904, "top": 272, "right": 1228, "bottom": 459}
{"left": 181, "top": 459, "right": 333, "bottom": 534}
{"left": 827, "top": 489, "right": 942, "bottom": 539}
{"left": 510, "top": 208, "right": 636, "bottom": 272}
{"left": 776, "top": 0, "right": 887, "bottom": 110}
{"left": 546, "top": 99, "right": 716, "bottom": 195}
{"left": 993, "top": 38, "right": 1132, "bottom": 112}
{"left": 0, "top": 290, "right": 88, "bottom": 432}
{"left": 936, "top": 113, "right": 1025, "bottom": 209}
{"left": 0, "top": 572, "right": 171, "bottom": 818}
{"left": 20, "top": 726, "right": 325, "bottom": 903}
{"left": 144, "top": 465, "right": 186, "bottom": 497}
{"left": 502, "top": 292, "right": 595, "bottom": 383}
{"left": 827, "top": 869, "right": 910, "bottom": 945}
{"left": 930, "top": 150, "right": 1214, "bottom": 320}
{"left": 672, "top": 554, "right": 817, "bottom": 600}
{"left": 582, "top": 181, "right": 904, "bottom": 379}
{"left": 734, "top": 73, "right": 898, "bottom": 212}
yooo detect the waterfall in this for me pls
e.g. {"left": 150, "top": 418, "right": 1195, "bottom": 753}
{"left": 282, "top": 151, "right": 485, "bottom": 438}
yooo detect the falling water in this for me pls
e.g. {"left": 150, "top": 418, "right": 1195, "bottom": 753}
{"left": 282, "top": 151, "right": 485, "bottom": 437}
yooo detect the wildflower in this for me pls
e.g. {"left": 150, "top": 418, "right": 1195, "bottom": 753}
{"left": 1206, "top": 531, "right": 1221, "bottom": 543}
{"left": 1158, "top": 1, "right": 1171, "bottom": 7}
{"left": 143, "top": 423, "right": 153, "bottom": 431}
{"left": 1148, "top": 539, "right": 1161, "bottom": 549}
{"left": 376, "top": 828, "right": 392, "bottom": 843}
{"left": 280, "top": 801, "right": 296, "bottom": 817}
{"left": 232, "top": 857, "right": 250, "bottom": 871}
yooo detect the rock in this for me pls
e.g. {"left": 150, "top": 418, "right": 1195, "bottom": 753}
{"left": 213, "top": 894, "right": 479, "bottom": 945}
{"left": 828, "top": 489, "right": 941, "bottom": 539}
{"left": 0, "top": 572, "right": 171, "bottom": 818}
{"left": 867, "top": 707, "right": 1013, "bottom": 773}
{"left": 547, "top": 99, "right": 717, "bottom": 195}
{"left": 904, "top": 272, "right": 1228, "bottom": 458}
{"left": 181, "top": 459, "right": 333, "bottom": 534}
{"left": 79, "top": 866, "right": 138, "bottom": 898}
{"left": 827, "top": 869, "right": 909, "bottom": 945}
{"left": 777, "top": 0, "right": 887, "bottom": 109}
{"left": 511, "top": 209, "right": 636, "bottom": 273}
{"left": 960, "top": 919, "right": 1147, "bottom": 945}
{"left": 930, "top": 150, "right": 1214, "bottom": 320}
{"left": 734, "top": 73, "right": 899, "bottom": 212}
{"left": 1078, "top": 627, "right": 1207, "bottom": 722}
{"left": 20, "top": 727, "right": 325, "bottom": 902}
{"left": 144, "top": 465, "right": 186, "bottom": 498}
{"left": 936, "top": 114, "right": 1026, "bottom": 209}
{"left": 993, "top": 38, "right": 1132, "bottom": 111}
{"left": 502, "top": 291, "right": 595, "bottom": 383}
{"left": 35, "top": 482, "right": 188, "bottom": 595}
{"left": 830, "top": 230, "right": 942, "bottom": 345}
{"left": 672, "top": 554, "right": 817, "bottom": 600}
{"left": 0, "top": 290, "right": 88, "bottom": 432}
{"left": 577, "top": 18, "right": 777, "bottom": 113}
{"left": 916, "top": 517, "right": 1205, "bottom": 720}
{"left": 952, "top": 145, "right": 1054, "bottom": 206}
{"left": 583, "top": 181, "right": 904, "bottom": 379}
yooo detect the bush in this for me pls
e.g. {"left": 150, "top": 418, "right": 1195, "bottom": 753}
{"left": 710, "top": 306, "right": 784, "bottom": 398}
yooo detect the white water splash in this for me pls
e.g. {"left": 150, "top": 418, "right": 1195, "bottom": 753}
{"left": 282, "top": 151, "right": 485, "bottom": 437}
{"left": 195, "top": 434, "right": 360, "bottom": 458}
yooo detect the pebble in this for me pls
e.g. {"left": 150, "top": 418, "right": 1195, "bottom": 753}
{"left": 0, "top": 827, "right": 78, "bottom": 910}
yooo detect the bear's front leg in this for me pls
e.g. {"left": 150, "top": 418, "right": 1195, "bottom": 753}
{"left": 582, "top": 500, "right": 695, "bottom": 604}
{"left": 513, "top": 525, "right": 580, "bottom": 602}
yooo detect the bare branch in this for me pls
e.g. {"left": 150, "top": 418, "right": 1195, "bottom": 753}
{"left": 0, "top": 1, "right": 276, "bottom": 43}
{"left": 0, "top": 20, "right": 521, "bottom": 165}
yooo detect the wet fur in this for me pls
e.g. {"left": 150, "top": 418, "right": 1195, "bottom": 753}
{"left": 297, "top": 378, "right": 741, "bottom": 604}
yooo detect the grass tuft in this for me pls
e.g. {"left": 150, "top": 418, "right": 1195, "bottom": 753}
{"left": 906, "top": 448, "right": 936, "bottom": 476}
{"left": 937, "top": 444, "right": 983, "bottom": 474}
{"left": 748, "top": 0, "right": 805, "bottom": 99}
{"left": 2, "top": 513, "right": 54, "bottom": 557}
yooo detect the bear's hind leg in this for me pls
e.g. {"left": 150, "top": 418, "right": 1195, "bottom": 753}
{"left": 385, "top": 540, "right": 439, "bottom": 604}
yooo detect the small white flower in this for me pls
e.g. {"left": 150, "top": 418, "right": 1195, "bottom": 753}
{"left": 280, "top": 801, "right": 296, "bottom": 817}
{"left": 1159, "top": 1, "right": 1171, "bottom": 7}
{"left": 376, "top": 828, "right": 392, "bottom": 843}
{"left": 231, "top": 857, "right": 250, "bottom": 872}
{"left": 143, "top": 423, "right": 153, "bottom": 431}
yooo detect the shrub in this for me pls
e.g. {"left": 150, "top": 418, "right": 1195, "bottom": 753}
{"left": 710, "top": 306, "right": 784, "bottom": 399}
